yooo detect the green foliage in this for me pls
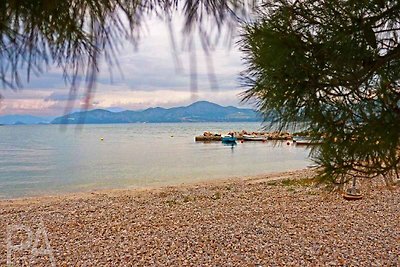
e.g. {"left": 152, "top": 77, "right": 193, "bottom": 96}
{"left": 280, "top": 178, "right": 316, "bottom": 187}
{"left": 212, "top": 191, "right": 222, "bottom": 200}
{"left": 241, "top": 0, "right": 400, "bottom": 185}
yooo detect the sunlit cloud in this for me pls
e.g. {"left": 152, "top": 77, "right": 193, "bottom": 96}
{"left": 92, "top": 87, "right": 245, "bottom": 110}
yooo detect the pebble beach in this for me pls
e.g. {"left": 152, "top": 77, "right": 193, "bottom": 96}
{"left": 0, "top": 169, "right": 399, "bottom": 266}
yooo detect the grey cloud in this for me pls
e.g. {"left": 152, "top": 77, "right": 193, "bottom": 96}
{"left": 1, "top": 13, "right": 246, "bottom": 115}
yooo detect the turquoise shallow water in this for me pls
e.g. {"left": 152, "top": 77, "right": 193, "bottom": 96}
{"left": 0, "top": 122, "right": 312, "bottom": 199}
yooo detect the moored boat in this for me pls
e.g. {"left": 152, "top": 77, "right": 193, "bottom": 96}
{"left": 242, "top": 134, "right": 268, "bottom": 141}
{"left": 221, "top": 134, "right": 237, "bottom": 143}
{"left": 293, "top": 136, "right": 323, "bottom": 145}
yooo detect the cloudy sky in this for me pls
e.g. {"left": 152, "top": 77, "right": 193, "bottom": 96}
{"left": 0, "top": 14, "right": 251, "bottom": 117}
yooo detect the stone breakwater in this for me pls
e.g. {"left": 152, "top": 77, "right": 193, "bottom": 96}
{"left": 195, "top": 130, "right": 293, "bottom": 141}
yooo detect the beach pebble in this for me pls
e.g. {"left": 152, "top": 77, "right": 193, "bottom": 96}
{"left": 0, "top": 169, "right": 398, "bottom": 266}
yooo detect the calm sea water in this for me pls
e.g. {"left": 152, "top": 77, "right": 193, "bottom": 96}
{"left": 0, "top": 123, "right": 312, "bottom": 199}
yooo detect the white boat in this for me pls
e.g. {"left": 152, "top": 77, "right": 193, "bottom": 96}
{"left": 293, "top": 137, "right": 323, "bottom": 145}
{"left": 242, "top": 134, "right": 269, "bottom": 141}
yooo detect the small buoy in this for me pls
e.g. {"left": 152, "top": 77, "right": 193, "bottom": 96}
{"left": 100, "top": 137, "right": 104, "bottom": 141}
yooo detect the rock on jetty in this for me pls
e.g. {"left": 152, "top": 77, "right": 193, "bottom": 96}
{"left": 195, "top": 130, "right": 293, "bottom": 141}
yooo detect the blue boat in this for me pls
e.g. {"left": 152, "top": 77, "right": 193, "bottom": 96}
{"left": 221, "top": 134, "right": 237, "bottom": 143}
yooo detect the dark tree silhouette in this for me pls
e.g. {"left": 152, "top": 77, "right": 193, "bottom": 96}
{"left": 241, "top": 0, "right": 400, "bottom": 187}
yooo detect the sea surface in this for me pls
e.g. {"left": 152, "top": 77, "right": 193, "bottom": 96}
{"left": 0, "top": 123, "right": 312, "bottom": 199}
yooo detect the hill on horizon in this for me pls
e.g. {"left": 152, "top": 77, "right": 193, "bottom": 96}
{"left": 51, "top": 101, "right": 262, "bottom": 124}
{"left": 0, "top": 115, "right": 55, "bottom": 125}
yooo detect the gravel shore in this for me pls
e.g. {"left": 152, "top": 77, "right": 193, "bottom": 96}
{"left": 1, "top": 169, "right": 399, "bottom": 266}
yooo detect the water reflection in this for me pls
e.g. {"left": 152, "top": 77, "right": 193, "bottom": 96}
{"left": 222, "top": 142, "right": 237, "bottom": 152}
{"left": 0, "top": 123, "right": 311, "bottom": 198}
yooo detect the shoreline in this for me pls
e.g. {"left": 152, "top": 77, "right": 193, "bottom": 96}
{"left": 0, "top": 168, "right": 314, "bottom": 204}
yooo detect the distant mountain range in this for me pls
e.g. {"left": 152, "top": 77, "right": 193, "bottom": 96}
{"left": 51, "top": 101, "right": 261, "bottom": 124}
{"left": 0, "top": 101, "right": 262, "bottom": 125}
{"left": 0, "top": 115, "right": 54, "bottom": 125}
